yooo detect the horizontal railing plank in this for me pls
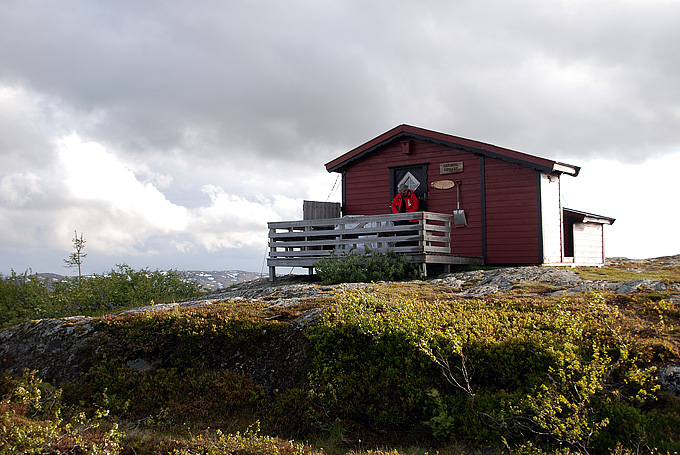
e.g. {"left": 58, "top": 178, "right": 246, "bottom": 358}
{"left": 268, "top": 212, "right": 425, "bottom": 229}
{"left": 265, "top": 211, "right": 481, "bottom": 278}
{"left": 268, "top": 224, "right": 421, "bottom": 239}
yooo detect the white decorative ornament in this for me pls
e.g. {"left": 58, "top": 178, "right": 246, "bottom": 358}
{"left": 398, "top": 172, "right": 420, "bottom": 192}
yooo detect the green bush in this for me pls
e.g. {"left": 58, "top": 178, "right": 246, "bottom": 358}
{"left": 315, "top": 248, "right": 422, "bottom": 284}
{"left": 304, "top": 324, "right": 438, "bottom": 432}
{"left": 172, "top": 420, "right": 321, "bottom": 455}
{"left": 298, "top": 289, "right": 676, "bottom": 453}
{"left": 0, "top": 369, "right": 123, "bottom": 454}
{"left": 0, "top": 270, "right": 61, "bottom": 328}
{"left": 0, "top": 264, "right": 204, "bottom": 328}
{"left": 52, "top": 263, "right": 203, "bottom": 313}
{"left": 72, "top": 305, "right": 274, "bottom": 425}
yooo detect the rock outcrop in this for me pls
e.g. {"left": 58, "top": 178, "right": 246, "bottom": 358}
{"left": 0, "top": 316, "right": 99, "bottom": 384}
{"left": 430, "top": 265, "right": 680, "bottom": 298}
{"left": 1, "top": 260, "right": 679, "bottom": 395}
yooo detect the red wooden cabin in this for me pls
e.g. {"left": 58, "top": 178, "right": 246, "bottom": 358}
{"left": 324, "top": 124, "right": 614, "bottom": 266}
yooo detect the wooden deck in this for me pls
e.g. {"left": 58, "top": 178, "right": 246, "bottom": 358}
{"left": 267, "top": 211, "right": 483, "bottom": 280}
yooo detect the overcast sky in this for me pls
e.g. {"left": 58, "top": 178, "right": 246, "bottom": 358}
{"left": 1, "top": 0, "right": 679, "bottom": 276}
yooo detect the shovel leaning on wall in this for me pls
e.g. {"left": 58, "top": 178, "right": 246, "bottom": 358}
{"left": 453, "top": 183, "right": 467, "bottom": 227}
{"left": 430, "top": 179, "right": 468, "bottom": 227}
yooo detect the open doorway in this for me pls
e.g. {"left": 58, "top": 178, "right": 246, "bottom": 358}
{"left": 563, "top": 216, "right": 575, "bottom": 258}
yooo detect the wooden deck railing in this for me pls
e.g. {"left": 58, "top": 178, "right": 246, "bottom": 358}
{"left": 267, "top": 211, "right": 473, "bottom": 279}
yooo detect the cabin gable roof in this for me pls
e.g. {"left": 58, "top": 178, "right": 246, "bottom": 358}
{"left": 564, "top": 208, "right": 616, "bottom": 225}
{"left": 325, "top": 124, "right": 580, "bottom": 176}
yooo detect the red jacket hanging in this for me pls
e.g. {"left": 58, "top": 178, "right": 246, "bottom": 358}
{"left": 391, "top": 190, "right": 419, "bottom": 214}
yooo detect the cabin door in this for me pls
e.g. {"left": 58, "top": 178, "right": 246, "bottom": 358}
{"left": 390, "top": 164, "right": 428, "bottom": 209}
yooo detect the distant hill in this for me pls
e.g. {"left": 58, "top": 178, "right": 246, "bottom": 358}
{"left": 36, "top": 270, "right": 267, "bottom": 292}
{"left": 184, "top": 270, "right": 267, "bottom": 291}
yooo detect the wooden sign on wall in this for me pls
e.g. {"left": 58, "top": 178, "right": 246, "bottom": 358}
{"left": 440, "top": 161, "right": 464, "bottom": 175}
{"left": 430, "top": 180, "right": 455, "bottom": 189}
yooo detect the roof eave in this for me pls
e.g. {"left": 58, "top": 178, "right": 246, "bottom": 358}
{"left": 564, "top": 208, "right": 616, "bottom": 225}
{"left": 325, "top": 125, "right": 409, "bottom": 173}
{"left": 325, "top": 124, "right": 581, "bottom": 176}
{"left": 553, "top": 162, "right": 580, "bottom": 176}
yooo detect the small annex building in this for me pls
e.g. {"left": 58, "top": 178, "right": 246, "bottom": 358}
{"left": 324, "top": 124, "right": 615, "bottom": 266}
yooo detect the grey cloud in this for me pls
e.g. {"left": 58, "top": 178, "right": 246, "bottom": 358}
{"left": 0, "top": 88, "right": 67, "bottom": 171}
{"left": 1, "top": 1, "right": 394, "bottom": 165}
{"left": 2, "top": 0, "right": 679, "bottom": 167}
{"left": 2, "top": 0, "right": 679, "bottom": 274}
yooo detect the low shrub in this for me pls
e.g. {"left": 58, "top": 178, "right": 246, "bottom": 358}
{"left": 315, "top": 248, "right": 422, "bottom": 284}
{"left": 172, "top": 421, "right": 322, "bottom": 455}
{"left": 300, "top": 289, "right": 677, "bottom": 453}
{"left": 0, "top": 369, "right": 123, "bottom": 454}
{"left": 0, "top": 264, "right": 204, "bottom": 328}
{"left": 72, "top": 305, "right": 274, "bottom": 425}
{"left": 0, "top": 270, "right": 60, "bottom": 328}
{"left": 52, "top": 263, "right": 204, "bottom": 313}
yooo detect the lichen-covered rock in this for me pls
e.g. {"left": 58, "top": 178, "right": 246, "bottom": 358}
{"left": 657, "top": 364, "right": 680, "bottom": 395}
{"left": 0, "top": 316, "right": 99, "bottom": 384}
{"left": 610, "top": 279, "right": 679, "bottom": 295}
{"left": 431, "top": 266, "right": 586, "bottom": 295}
